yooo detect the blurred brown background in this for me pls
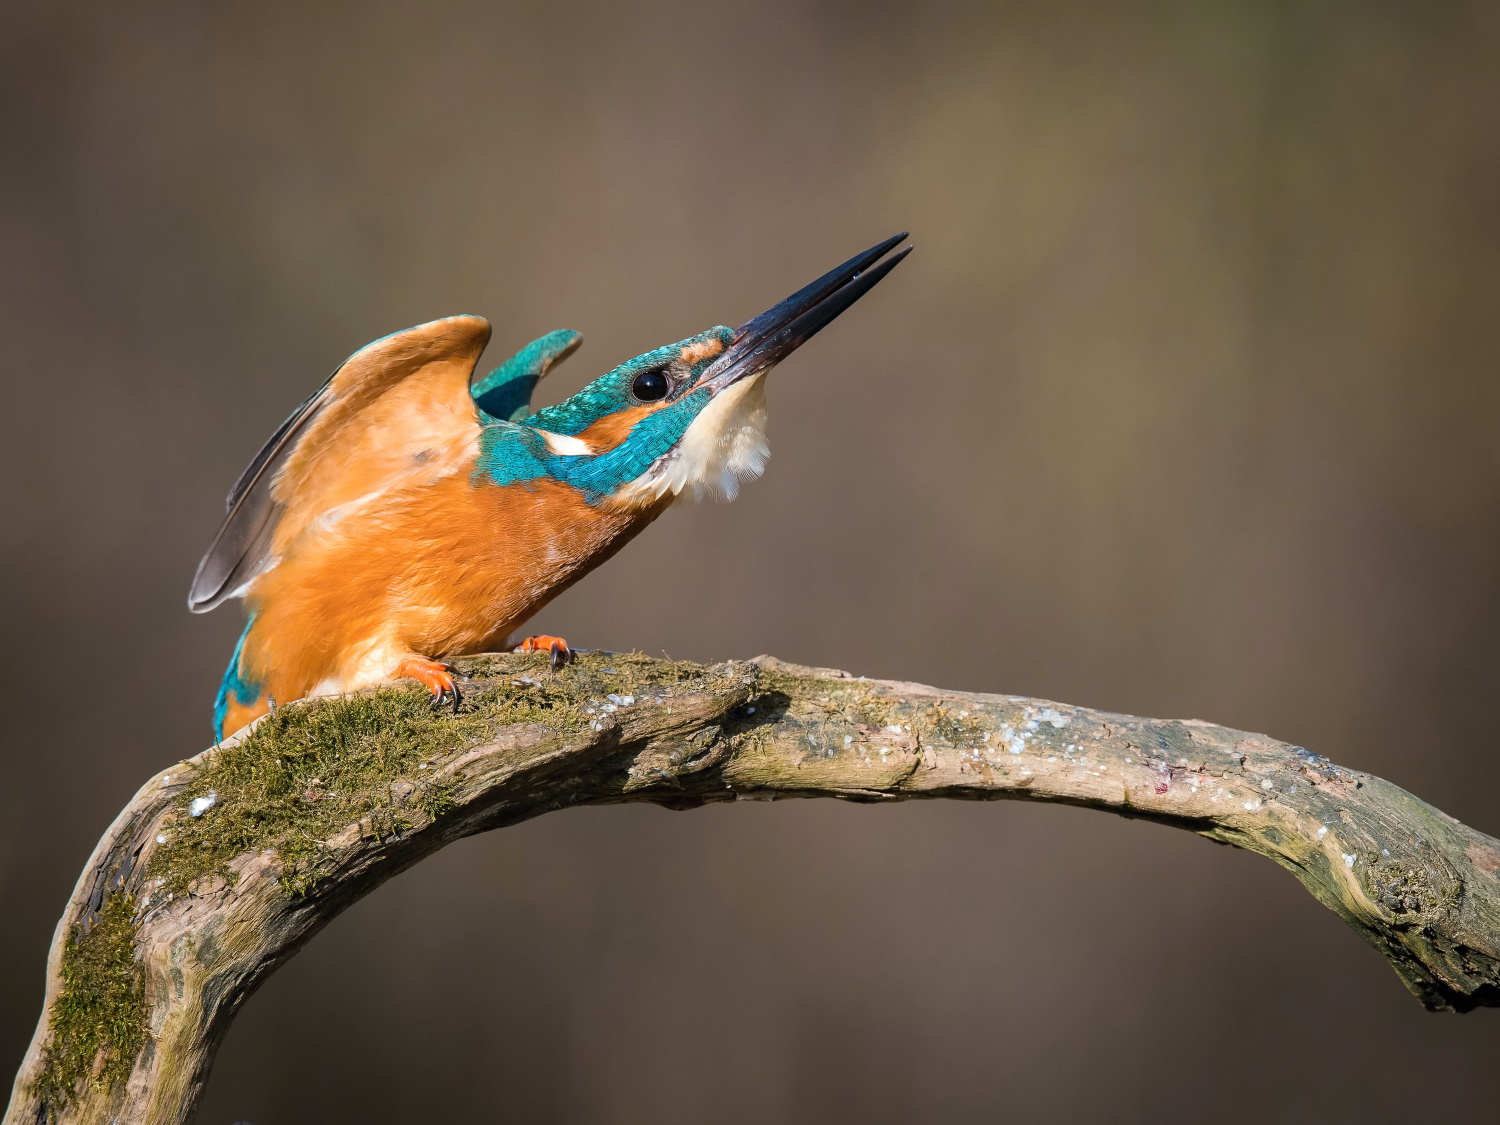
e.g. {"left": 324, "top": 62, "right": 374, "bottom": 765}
{"left": 3, "top": 0, "right": 1499, "bottom": 1121}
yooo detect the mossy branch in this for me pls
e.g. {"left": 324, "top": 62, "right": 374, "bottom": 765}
{"left": 7, "top": 652, "right": 1500, "bottom": 1124}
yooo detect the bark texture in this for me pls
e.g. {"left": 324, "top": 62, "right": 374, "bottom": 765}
{"left": 8, "top": 652, "right": 1500, "bottom": 1124}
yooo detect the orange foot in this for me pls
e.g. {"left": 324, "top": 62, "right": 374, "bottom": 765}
{"left": 395, "top": 656, "right": 460, "bottom": 711}
{"left": 517, "top": 634, "right": 572, "bottom": 671}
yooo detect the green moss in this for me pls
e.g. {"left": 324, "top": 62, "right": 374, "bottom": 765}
{"left": 147, "top": 652, "right": 717, "bottom": 899}
{"left": 748, "top": 666, "right": 828, "bottom": 706}
{"left": 463, "top": 649, "right": 710, "bottom": 698}
{"left": 148, "top": 682, "right": 555, "bottom": 897}
{"left": 25, "top": 652, "right": 731, "bottom": 1112}
{"left": 32, "top": 891, "right": 148, "bottom": 1114}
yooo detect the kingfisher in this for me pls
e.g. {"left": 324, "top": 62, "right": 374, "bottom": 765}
{"left": 190, "top": 234, "right": 911, "bottom": 740}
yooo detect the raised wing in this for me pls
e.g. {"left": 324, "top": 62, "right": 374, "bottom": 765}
{"left": 188, "top": 315, "right": 493, "bottom": 612}
{"left": 470, "top": 329, "right": 582, "bottom": 422}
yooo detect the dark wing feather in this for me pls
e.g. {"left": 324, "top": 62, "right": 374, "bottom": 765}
{"left": 224, "top": 378, "right": 331, "bottom": 512}
{"left": 187, "top": 381, "right": 334, "bottom": 612}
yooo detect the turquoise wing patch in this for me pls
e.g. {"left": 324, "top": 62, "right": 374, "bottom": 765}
{"left": 470, "top": 329, "right": 583, "bottom": 422}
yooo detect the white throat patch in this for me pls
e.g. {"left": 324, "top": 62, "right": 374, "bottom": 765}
{"left": 613, "top": 373, "right": 770, "bottom": 507}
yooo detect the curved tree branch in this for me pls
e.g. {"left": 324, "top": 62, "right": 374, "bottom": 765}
{"left": 8, "top": 652, "right": 1500, "bottom": 1124}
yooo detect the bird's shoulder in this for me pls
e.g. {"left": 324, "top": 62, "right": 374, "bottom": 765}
{"left": 270, "top": 315, "right": 493, "bottom": 548}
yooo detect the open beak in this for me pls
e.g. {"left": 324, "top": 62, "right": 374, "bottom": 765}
{"left": 698, "top": 232, "right": 911, "bottom": 393}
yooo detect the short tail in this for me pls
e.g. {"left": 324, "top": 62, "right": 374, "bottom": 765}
{"left": 214, "top": 617, "right": 269, "bottom": 741}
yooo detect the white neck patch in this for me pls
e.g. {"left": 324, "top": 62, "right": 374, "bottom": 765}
{"left": 612, "top": 373, "right": 770, "bottom": 507}
{"left": 537, "top": 429, "right": 593, "bottom": 456}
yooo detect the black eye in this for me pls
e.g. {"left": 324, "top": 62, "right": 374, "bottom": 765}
{"left": 631, "top": 367, "right": 671, "bottom": 402}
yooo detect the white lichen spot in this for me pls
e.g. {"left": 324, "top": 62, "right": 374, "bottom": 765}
{"left": 1261, "top": 778, "right": 1273, "bottom": 790}
{"left": 156, "top": 835, "right": 167, "bottom": 844}
{"left": 1382, "top": 848, "right": 1390, "bottom": 856}
{"left": 844, "top": 735, "right": 854, "bottom": 747}
{"left": 1343, "top": 853, "right": 1356, "bottom": 868}
{"left": 1048, "top": 756, "right": 1057, "bottom": 762}
{"left": 1243, "top": 799, "right": 1260, "bottom": 811}
{"left": 1317, "top": 826, "right": 1328, "bottom": 838}
{"left": 189, "top": 791, "right": 217, "bottom": 818}
{"left": 162, "top": 775, "right": 171, "bottom": 787}
{"left": 607, "top": 694, "right": 634, "bottom": 706}
{"left": 982, "top": 732, "right": 991, "bottom": 742}
{"left": 1037, "top": 708, "right": 1069, "bottom": 728}
{"left": 1024, "top": 720, "right": 1039, "bottom": 731}
{"left": 1008, "top": 738, "right": 1025, "bottom": 755}
{"left": 886, "top": 724, "right": 902, "bottom": 734}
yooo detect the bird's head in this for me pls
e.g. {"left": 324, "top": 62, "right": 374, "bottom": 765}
{"left": 474, "top": 234, "right": 910, "bottom": 508}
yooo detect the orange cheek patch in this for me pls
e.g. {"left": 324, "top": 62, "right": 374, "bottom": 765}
{"left": 679, "top": 337, "right": 725, "bottom": 365}
{"left": 574, "top": 403, "right": 660, "bottom": 451}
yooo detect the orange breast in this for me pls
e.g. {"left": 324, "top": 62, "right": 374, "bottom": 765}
{"left": 240, "top": 473, "right": 665, "bottom": 703}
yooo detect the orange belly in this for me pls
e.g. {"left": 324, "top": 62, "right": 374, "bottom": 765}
{"left": 238, "top": 473, "right": 663, "bottom": 708}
